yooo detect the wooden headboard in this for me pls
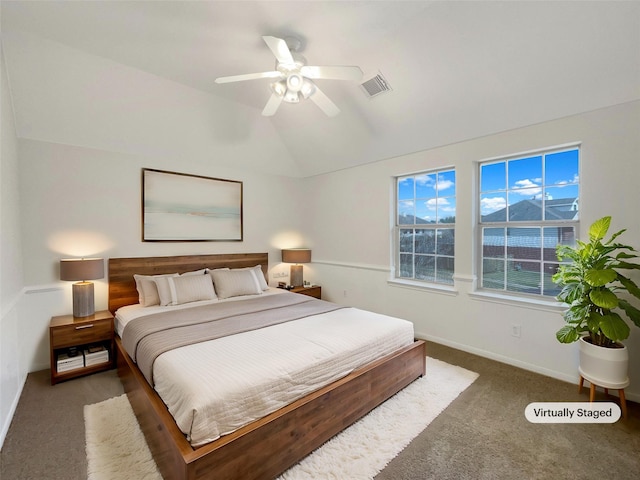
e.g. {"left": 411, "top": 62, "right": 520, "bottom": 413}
{"left": 108, "top": 253, "right": 268, "bottom": 313}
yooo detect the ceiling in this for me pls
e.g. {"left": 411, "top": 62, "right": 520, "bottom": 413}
{"left": 2, "top": 1, "right": 639, "bottom": 177}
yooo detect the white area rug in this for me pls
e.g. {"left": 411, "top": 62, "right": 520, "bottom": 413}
{"left": 85, "top": 357, "right": 478, "bottom": 480}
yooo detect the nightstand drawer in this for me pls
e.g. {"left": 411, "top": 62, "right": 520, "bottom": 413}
{"left": 51, "top": 319, "right": 112, "bottom": 349}
{"left": 290, "top": 286, "right": 321, "bottom": 299}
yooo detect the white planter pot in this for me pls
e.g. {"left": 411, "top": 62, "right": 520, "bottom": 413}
{"left": 578, "top": 336, "right": 629, "bottom": 389}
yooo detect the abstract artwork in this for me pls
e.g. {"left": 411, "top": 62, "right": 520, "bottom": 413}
{"left": 142, "top": 168, "right": 243, "bottom": 241}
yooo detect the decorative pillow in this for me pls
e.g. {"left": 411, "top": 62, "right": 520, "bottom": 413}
{"left": 207, "top": 267, "right": 229, "bottom": 289}
{"left": 165, "top": 274, "right": 216, "bottom": 306}
{"left": 210, "top": 269, "right": 263, "bottom": 300}
{"left": 155, "top": 269, "right": 209, "bottom": 306}
{"left": 134, "top": 273, "right": 178, "bottom": 307}
{"left": 237, "top": 265, "right": 269, "bottom": 291}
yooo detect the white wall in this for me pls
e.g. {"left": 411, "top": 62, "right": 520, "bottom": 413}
{"left": 0, "top": 43, "right": 26, "bottom": 447}
{"left": 15, "top": 136, "right": 307, "bottom": 365}
{"left": 302, "top": 101, "right": 640, "bottom": 401}
{"left": 17, "top": 139, "right": 307, "bottom": 287}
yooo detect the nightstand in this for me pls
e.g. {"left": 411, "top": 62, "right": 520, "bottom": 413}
{"left": 49, "top": 310, "right": 115, "bottom": 385}
{"left": 290, "top": 285, "right": 321, "bottom": 299}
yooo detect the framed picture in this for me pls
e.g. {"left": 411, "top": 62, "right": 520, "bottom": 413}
{"left": 142, "top": 168, "right": 243, "bottom": 242}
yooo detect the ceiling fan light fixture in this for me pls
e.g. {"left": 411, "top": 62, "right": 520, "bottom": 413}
{"left": 284, "top": 90, "right": 300, "bottom": 103}
{"left": 271, "top": 80, "right": 287, "bottom": 96}
{"left": 300, "top": 79, "right": 316, "bottom": 99}
{"left": 286, "top": 73, "right": 303, "bottom": 92}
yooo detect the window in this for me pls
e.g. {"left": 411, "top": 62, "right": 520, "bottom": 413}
{"left": 395, "top": 169, "right": 456, "bottom": 285}
{"left": 478, "top": 146, "right": 579, "bottom": 297}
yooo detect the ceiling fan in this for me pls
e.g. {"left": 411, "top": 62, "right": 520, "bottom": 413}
{"left": 215, "top": 36, "right": 363, "bottom": 117}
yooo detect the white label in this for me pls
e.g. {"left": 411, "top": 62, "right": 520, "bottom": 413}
{"left": 525, "top": 402, "right": 621, "bottom": 423}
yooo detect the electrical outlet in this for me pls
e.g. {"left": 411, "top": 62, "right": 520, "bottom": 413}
{"left": 511, "top": 324, "right": 521, "bottom": 338}
{"left": 272, "top": 272, "right": 288, "bottom": 279}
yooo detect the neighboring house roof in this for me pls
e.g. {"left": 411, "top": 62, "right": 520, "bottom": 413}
{"left": 398, "top": 197, "right": 578, "bottom": 225}
{"left": 398, "top": 215, "right": 432, "bottom": 225}
{"left": 482, "top": 197, "right": 578, "bottom": 222}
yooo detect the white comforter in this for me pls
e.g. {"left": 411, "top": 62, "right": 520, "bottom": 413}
{"left": 116, "top": 290, "right": 415, "bottom": 447}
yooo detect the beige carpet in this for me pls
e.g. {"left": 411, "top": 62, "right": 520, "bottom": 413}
{"left": 85, "top": 357, "right": 478, "bottom": 480}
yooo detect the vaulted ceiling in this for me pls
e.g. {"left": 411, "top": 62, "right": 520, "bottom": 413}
{"left": 2, "top": 1, "right": 639, "bottom": 177}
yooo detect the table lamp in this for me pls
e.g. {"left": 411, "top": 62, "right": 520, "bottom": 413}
{"left": 60, "top": 258, "right": 104, "bottom": 317}
{"left": 282, "top": 249, "right": 311, "bottom": 287}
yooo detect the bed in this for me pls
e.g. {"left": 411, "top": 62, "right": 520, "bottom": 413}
{"left": 109, "top": 253, "right": 426, "bottom": 480}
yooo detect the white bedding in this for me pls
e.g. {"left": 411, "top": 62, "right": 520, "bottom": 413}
{"left": 116, "top": 290, "right": 415, "bottom": 447}
{"left": 114, "top": 287, "right": 286, "bottom": 337}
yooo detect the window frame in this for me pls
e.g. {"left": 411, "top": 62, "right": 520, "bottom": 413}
{"left": 393, "top": 167, "right": 456, "bottom": 287}
{"left": 476, "top": 143, "right": 580, "bottom": 299}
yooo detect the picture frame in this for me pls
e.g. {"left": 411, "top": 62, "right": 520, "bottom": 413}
{"left": 142, "top": 168, "right": 243, "bottom": 242}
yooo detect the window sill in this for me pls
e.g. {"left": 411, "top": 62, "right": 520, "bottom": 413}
{"left": 387, "top": 278, "right": 459, "bottom": 296}
{"left": 468, "top": 290, "right": 566, "bottom": 313}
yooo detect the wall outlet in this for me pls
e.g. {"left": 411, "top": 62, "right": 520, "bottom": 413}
{"left": 511, "top": 324, "right": 521, "bottom": 338}
{"left": 272, "top": 271, "right": 288, "bottom": 279}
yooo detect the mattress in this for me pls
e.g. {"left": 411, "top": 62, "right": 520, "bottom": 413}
{"left": 117, "top": 290, "right": 415, "bottom": 447}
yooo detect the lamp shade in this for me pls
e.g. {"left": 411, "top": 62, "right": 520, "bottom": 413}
{"left": 60, "top": 258, "right": 104, "bottom": 281}
{"left": 282, "top": 249, "right": 311, "bottom": 264}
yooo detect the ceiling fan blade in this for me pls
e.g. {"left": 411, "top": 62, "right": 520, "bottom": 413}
{"left": 309, "top": 86, "right": 340, "bottom": 117}
{"left": 215, "top": 71, "right": 282, "bottom": 84}
{"left": 262, "top": 36, "right": 295, "bottom": 65}
{"left": 262, "top": 93, "right": 283, "bottom": 116}
{"left": 300, "top": 65, "right": 363, "bottom": 82}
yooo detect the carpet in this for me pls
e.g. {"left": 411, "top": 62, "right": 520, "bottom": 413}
{"left": 84, "top": 357, "right": 478, "bottom": 480}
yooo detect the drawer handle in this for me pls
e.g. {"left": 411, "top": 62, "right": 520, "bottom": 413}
{"left": 75, "top": 324, "right": 94, "bottom": 330}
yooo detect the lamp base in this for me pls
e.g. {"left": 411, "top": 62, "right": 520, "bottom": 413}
{"left": 72, "top": 282, "right": 95, "bottom": 317}
{"left": 290, "top": 265, "right": 304, "bottom": 287}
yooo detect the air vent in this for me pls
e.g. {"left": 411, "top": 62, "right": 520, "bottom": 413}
{"left": 360, "top": 72, "right": 392, "bottom": 98}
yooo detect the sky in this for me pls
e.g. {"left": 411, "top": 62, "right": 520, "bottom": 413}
{"left": 480, "top": 148, "right": 579, "bottom": 217}
{"left": 398, "top": 148, "right": 579, "bottom": 223}
{"left": 398, "top": 169, "right": 456, "bottom": 223}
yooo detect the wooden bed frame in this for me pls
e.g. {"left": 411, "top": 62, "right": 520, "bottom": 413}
{"left": 108, "top": 253, "right": 426, "bottom": 480}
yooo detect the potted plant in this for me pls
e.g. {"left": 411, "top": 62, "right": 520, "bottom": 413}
{"left": 553, "top": 216, "right": 640, "bottom": 386}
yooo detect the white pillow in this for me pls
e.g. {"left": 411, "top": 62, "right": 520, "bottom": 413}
{"left": 166, "top": 274, "right": 216, "bottom": 305}
{"left": 208, "top": 266, "right": 267, "bottom": 290}
{"left": 134, "top": 273, "right": 178, "bottom": 307}
{"left": 155, "top": 269, "right": 209, "bottom": 306}
{"left": 238, "top": 265, "right": 269, "bottom": 291}
{"left": 210, "top": 269, "right": 263, "bottom": 300}
{"left": 207, "top": 267, "right": 229, "bottom": 290}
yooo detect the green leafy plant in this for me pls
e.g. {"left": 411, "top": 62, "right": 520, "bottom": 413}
{"left": 553, "top": 216, "right": 640, "bottom": 347}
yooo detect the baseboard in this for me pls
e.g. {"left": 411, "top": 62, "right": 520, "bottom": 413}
{"left": 416, "top": 332, "right": 639, "bottom": 403}
{"left": 0, "top": 371, "right": 27, "bottom": 450}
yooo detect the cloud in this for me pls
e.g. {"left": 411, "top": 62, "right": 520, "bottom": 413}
{"left": 481, "top": 196, "right": 506, "bottom": 214}
{"left": 414, "top": 175, "right": 434, "bottom": 186}
{"left": 413, "top": 173, "right": 455, "bottom": 192}
{"left": 513, "top": 179, "right": 540, "bottom": 189}
{"left": 425, "top": 198, "right": 449, "bottom": 208}
{"left": 437, "top": 179, "right": 454, "bottom": 191}
{"left": 511, "top": 179, "right": 542, "bottom": 197}
{"left": 556, "top": 173, "right": 580, "bottom": 186}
